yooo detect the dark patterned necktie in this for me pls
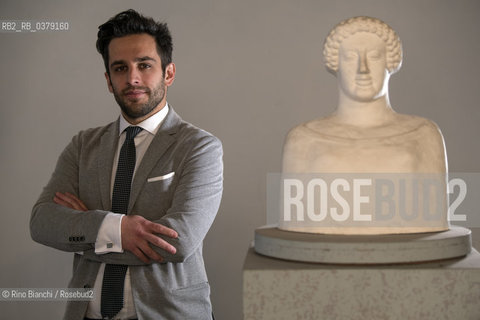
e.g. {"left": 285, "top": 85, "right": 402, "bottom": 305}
{"left": 101, "top": 126, "right": 142, "bottom": 319}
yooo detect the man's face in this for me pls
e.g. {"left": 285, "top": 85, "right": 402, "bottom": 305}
{"left": 337, "top": 32, "right": 389, "bottom": 102}
{"left": 105, "top": 33, "right": 175, "bottom": 124}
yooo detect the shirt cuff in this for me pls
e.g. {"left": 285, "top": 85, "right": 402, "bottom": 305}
{"left": 95, "top": 212, "right": 124, "bottom": 254}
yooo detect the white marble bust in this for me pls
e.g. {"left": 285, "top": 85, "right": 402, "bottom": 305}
{"left": 280, "top": 17, "right": 449, "bottom": 234}
{"left": 282, "top": 16, "right": 447, "bottom": 174}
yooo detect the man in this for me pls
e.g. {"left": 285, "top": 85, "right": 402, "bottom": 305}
{"left": 30, "top": 9, "right": 223, "bottom": 320}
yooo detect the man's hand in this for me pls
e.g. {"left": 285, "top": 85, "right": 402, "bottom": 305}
{"left": 121, "top": 215, "right": 178, "bottom": 263}
{"left": 54, "top": 192, "right": 88, "bottom": 211}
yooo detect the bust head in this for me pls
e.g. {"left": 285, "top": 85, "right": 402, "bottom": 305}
{"left": 323, "top": 16, "right": 403, "bottom": 75}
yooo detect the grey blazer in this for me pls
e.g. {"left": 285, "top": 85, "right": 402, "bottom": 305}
{"left": 30, "top": 108, "right": 223, "bottom": 320}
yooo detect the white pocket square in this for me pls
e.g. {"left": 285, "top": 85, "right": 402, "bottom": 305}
{"left": 147, "top": 172, "right": 175, "bottom": 182}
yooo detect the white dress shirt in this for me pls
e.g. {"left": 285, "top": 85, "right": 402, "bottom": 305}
{"left": 85, "top": 104, "right": 169, "bottom": 319}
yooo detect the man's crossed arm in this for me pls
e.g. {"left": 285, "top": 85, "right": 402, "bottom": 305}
{"left": 30, "top": 127, "right": 223, "bottom": 266}
{"left": 54, "top": 191, "right": 178, "bottom": 264}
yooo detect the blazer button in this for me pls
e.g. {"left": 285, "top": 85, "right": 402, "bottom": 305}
{"left": 80, "top": 236, "right": 85, "bottom": 241}
{"left": 83, "top": 284, "right": 90, "bottom": 289}
{"left": 69, "top": 236, "right": 73, "bottom": 242}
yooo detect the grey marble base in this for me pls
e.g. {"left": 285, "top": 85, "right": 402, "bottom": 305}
{"left": 243, "top": 246, "right": 480, "bottom": 320}
{"left": 254, "top": 225, "right": 472, "bottom": 264}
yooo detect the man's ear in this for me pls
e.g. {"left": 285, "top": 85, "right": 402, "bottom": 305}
{"left": 164, "top": 63, "right": 176, "bottom": 87}
{"left": 105, "top": 72, "right": 114, "bottom": 93}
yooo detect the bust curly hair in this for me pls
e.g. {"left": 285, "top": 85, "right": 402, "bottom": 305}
{"left": 323, "top": 16, "right": 402, "bottom": 74}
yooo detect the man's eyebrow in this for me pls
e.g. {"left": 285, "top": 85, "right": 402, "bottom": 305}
{"left": 135, "top": 56, "right": 156, "bottom": 62}
{"left": 110, "top": 56, "right": 157, "bottom": 68}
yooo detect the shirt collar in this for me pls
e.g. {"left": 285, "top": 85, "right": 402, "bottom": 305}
{"left": 118, "top": 103, "right": 169, "bottom": 136}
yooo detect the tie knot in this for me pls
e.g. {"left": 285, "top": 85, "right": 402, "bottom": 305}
{"left": 125, "top": 126, "right": 143, "bottom": 140}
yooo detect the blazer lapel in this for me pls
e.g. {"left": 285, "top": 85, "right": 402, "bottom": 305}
{"left": 97, "top": 120, "right": 120, "bottom": 211}
{"left": 128, "top": 108, "right": 182, "bottom": 213}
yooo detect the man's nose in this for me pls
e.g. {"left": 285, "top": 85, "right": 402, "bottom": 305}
{"left": 127, "top": 68, "right": 141, "bottom": 85}
{"left": 358, "top": 51, "right": 369, "bottom": 74}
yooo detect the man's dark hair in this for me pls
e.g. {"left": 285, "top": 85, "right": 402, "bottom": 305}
{"left": 96, "top": 9, "right": 173, "bottom": 74}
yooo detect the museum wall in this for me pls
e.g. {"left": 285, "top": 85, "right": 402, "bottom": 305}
{"left": 0, "top": 0, "right": 479, "bottom": 318}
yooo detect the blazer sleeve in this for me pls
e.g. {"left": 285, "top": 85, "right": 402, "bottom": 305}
{"left": 30, "top": 133, "right": 109, "bottom": 252}
{"left": 152, "top": 134, "right": 223, "bottom": 262}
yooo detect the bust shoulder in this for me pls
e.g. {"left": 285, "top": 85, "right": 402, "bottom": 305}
{"left": 295, "top": 113, "right": 440, "bottom": 141}
{"left": 282, "top": 113, "right": 446, "bottom": 173}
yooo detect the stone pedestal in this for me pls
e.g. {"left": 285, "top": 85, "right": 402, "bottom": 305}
{"left": 243, "top": 246, "right": 480, "bottom": 319}
{"left": 254, "top": 226, "right": 472, "bottom": 264}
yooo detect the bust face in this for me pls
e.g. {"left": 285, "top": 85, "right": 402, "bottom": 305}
{"left": 337, "top": 32, "right": 389, "bottom": 102}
